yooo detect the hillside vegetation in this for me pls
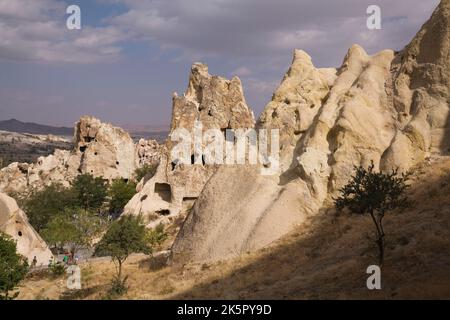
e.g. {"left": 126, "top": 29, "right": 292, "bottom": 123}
{"left": 17, "top": 156, "right": 450, "bottom": 300}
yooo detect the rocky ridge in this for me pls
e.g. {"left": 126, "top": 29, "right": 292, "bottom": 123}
{"left": 171, "top": 0, "right": 450, "bottom": 264}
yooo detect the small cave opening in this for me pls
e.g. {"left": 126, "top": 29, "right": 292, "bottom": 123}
{"left": 116, "top": 161, "right": 120, "bottom": 165}
{"left": 182, "top": 197, "right": 198, "bottom": 211}
{"left": 154, "top": 183, "right": 172, "bottom": 203}
{"left": 156, "top": 209, "right": 170, "bottom": 216}
{"left": 84, "top": 136, "right": 94, "bottom": 143}
{"left": 79, "top": 146, "right": 87, "bottom": 152}
{"left": 171, "top": 160, "right": 178, "bottom": 171}
{"left": 18, "top": 231, "right": 22, "bottom": 237}
{"left": 18, "top": 167, "right": 28, "bottom": 175}
{"left": 94, "top": 152, "right": 98, "bottom": 156}
{"left": 190, "top": 154, "right": 206, "bottom": 165}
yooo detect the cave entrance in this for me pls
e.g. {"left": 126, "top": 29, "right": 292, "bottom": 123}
{"left": 182, "top": 197, "right": 197, "bottom": 211}
{"left": 156, "top": 209, "right": 170, "bottom": 216}
{"left": 154, "top": 183, "right": 172, "bottom": 203}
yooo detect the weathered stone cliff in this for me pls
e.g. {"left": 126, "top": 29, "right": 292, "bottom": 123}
{"left": 171, "top": 0, "right": 450, "bottom": 264}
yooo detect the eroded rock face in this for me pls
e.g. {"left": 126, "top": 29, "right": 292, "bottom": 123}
{"left": 75, "top": 116, "right": 136, "bottom": 180}
{"left": 381, "top": 0, "right": 450, "bottom": 171}
{"left": 171, "top": 0, "right": 450, "bottom": 264}
{"left": 0, "top": 192, "right": 53, "bottom": 266}
{"left": 258, "top": 50, "right": 336, "bottom": 171}
{"left": 135, "top": 138, "right": 161, "bottom": 167}
{"left": 0, "top": 116, "right": 158, "bottom": 195}
{"left": 124, "top": 63, "right": 255, "bottom": 227}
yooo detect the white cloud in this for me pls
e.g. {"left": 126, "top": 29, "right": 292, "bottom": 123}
{"left": 0, "top": 0, "right": 440, "bottom": 66}
{"left": 105, "top": 0, "right": 439, "bottom": 66}
{"left": 0, "top": 0, "right": 124, "bottom": 63}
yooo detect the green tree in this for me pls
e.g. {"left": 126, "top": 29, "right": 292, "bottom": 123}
{"left": 146, "top": 224, "right": 168, "bottom": 249}
{"left": 72, "top": 174, "right": 108, "bottom": 211}
{"left": 335, "top": 162, "right": 410, "bottom": 266}
{"left": 108, "top": 179, "right": 137, "bottom": 214}
{"left": 42, "top": 208, "right": 108, "bottom": 256}
{"left": 134, "top": 163, "right": 158, "bottom": 182}
{"left": 0, "top": 233, "right": 29, "bottom": 300}
{"left": 24, "top": 183, "right": 76, "bottom": 232}
{"left": 94, "top": 215, "right": 152, "bottom": 293}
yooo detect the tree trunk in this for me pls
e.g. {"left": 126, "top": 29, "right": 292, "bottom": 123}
{"left": 376, "top": 236, "right": 384, "bottom": 267}
{"left": 118, "top": 260, "right": 122, "bottom": 280}
{"left": 369, "top": 211, "right": 385, "bottom": 267}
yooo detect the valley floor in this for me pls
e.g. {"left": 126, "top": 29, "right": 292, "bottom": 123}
{"left": 18, "top": 156, "right": 450, "bottom": 300}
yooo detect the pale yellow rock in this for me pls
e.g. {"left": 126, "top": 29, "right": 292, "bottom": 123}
{"left": 382, "top": 0, "right": 450, "bottom": 170}
{"left": 0, "top": 116, "right": 158, "bottom": 195}
{"left": 171, "top": 1, "right": 450, "bottom": 264}
{"left": 0, "top": 193, "right": 53, "bottom": 266}
{"left": 124, "top": 63, "right": 255, "bottom": 227}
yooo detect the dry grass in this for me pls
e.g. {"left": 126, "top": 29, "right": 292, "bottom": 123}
{"left": 18, "top": 156, "right": 450, "bottom": 300}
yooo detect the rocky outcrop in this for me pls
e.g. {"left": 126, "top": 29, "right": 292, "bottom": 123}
{"left": 0, "top": 116, "right": 159, "bottom": 195}
{"left": 381, "top": 0, "right": 450, "bottom": 171}
{"left": 258, "top": 50, "right": 336, "bottom": 170}
{"left": 135, "top": 138, "right": 161, "bottom": 167}
{"left": 75, "top": 116, "right": 136, "bottom": 180}
{"left": 0, "top": 192, "right": 53, "bottom": 266}
{"left": 124, "top": 63, "right": 255, "bottom": 227}
{"left": 171, "top": 0, "right": 450, "bottom": 264}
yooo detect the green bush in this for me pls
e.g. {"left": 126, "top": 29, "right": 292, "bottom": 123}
{"left": 109, "top": 275, "right": 128, "bottom": 297}
{"left": 0, "top": 233, "right": 29, "bottom": 300}
{"left": 49, "top": 263, "right": 66, "bottom": 277}
{"left": 108, "top": 179, "right": 137, "bottom": 213}
{"left": 146, "top": 224, "right": 168, "bottom": 249}
{"left": 24, "top": 183, "right": 76, "bottom": 232}
{"left": 42, "top": 208, "right": 108, "bottom": 257}
{"left": 72, "top": 174, "right": 108, "bottom": 211}
{"left": 134, "top": 164, "right": 158, "bottom": 182}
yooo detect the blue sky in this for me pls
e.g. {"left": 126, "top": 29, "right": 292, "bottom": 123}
{"left": 0, "top": 0, "right": 440, "bottom": 129}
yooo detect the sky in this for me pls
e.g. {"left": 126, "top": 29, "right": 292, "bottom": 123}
{"left": 0, "top": 0, "right": 440, "bottom": 129}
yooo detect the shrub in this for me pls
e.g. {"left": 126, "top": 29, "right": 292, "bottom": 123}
{"left": 23, "top": 183, "right": 76, "bottom": 232}
{"left": 72, "top": 174, "right": 108, "bottom": 211}
{"left": 134, "top": 164, "right": 158, "bottom": 183}
{"left": 49, "top": 262, "right": 66, "bottom": 277}
{"left": 42, "top": 208, "right": 108, "bottom": 257}
{"left": 146, "top": 224, "right": 168, "bottom": 249}
{"left": 108, "top": 275, "right": 128, "bottom": 298}
{"left": 0, "top": 233, "right": 29, "bottom": 300}
{"left": 108, "top": 179, "right": 137, "bottom": 214}
{"left": 335, "top": 161, "right": 410, "bottom": 266}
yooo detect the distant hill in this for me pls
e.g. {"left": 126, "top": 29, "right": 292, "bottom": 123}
{"left": 0, "top": 119, "right": 73, "bottom": 136}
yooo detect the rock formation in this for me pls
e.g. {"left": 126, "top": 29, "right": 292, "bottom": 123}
{"left": 0, "top": 116, "right": 159, "bottom": 195}
{"left": 171, "top": 0, "right": 450, "bottom": 264}
{"left": 124, "top": 63, "right": 255, "bottom": 227}
{"left": 0, "top": 192, "right": 53, "bottom": 266}
{"left": 75, "top": 116, "right": 137, "bottom": 180}
{"left": 135, "top": 138, "right": 161, "bottom": 167}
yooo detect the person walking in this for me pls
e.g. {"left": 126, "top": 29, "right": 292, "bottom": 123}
{"left": 63, "top": 254, "right": 69, "bottom": 265}
{"left": 31, "top": 256, "right": 37, "bottom": 268}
